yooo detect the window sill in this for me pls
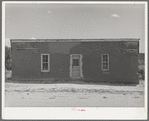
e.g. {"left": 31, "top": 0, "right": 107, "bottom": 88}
{"left": 102, "top": 69, "right": 109, "bottom": 71}
{"left": 102, "top": 70, "right": 110, "bottom": 74}
{"left": 41, "top": 70, "right": 50, "bottom": 72}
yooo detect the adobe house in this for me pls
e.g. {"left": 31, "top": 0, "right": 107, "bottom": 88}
{"left": 10, "top": 39, "right": 139, "bottom": 83}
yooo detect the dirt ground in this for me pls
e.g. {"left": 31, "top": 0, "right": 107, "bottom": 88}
{"left": 5, "top": 79, "right": 144, "bottom": 107}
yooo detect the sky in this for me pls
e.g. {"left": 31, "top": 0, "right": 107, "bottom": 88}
{"left": 5, "top": 3, "right": 146, "bottom": 53}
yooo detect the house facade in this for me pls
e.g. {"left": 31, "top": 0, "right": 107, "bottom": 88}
{"left": 10, "top": 39, "right": 139, "bottom": 83}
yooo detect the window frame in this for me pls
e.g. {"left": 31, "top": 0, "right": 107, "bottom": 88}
{"left": 101, "top": 54, "right": 109, "bottom": 71}
{"left": 41, "top": 54, "right": 50, "bottom": 72}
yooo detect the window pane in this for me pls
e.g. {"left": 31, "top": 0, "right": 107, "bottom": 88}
{"left": 73, "top": 59, "right": 79, "bottom": 66}
{"left": 43, "top": 55, "right": 46, "bottom": 59}
{"left": 103, "top": 63, "right": 106, "bottom": 69}
{"left": 103, "top": 58, "right": 107, "bottom": 61}
{"left": 102, "top": 55, "right": 105, "bottom": 61}
{"left": 103, "top": 63, "right": 108, "bottom": 69}
{"left": 43, "top": 63, "right": 48, "bottom": 70}
{"left": 105, "top": 56, "right": 108, "bottom": 61}
{"left": 105, "top": 64, "right": 108, "bottom": 69}
{"left": 103, "top": 61, "right": 108, "bottom": 65}
{"left": 43, "top": 55, "right": 48, "bottom": 62}
{"left": 103, "top": 55, "right": 108, "bottom": 61}
{"left": 43, "top": 58, "right": 46, "bottom": 62}
{"left": 45, "top": 57, "right": 48, "bottom": 62}
{"left": 103, "top": 55, "right": 106, "bottom": 58}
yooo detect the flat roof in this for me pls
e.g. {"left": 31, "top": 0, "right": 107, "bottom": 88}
{"left": 10, "top": 38, "right": 140, "bottom": 42}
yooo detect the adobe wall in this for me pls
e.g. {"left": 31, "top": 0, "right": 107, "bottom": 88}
{"left": 11, "top": 40, "right": 139, "bottom": 83}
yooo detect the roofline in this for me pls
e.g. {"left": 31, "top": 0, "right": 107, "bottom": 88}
{"left": 10, "top": 38, "right": 140, "bottom": 42}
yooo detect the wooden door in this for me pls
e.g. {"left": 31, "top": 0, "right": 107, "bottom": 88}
{"left": 72, "top": 55, "right": 80, "bottom": 78}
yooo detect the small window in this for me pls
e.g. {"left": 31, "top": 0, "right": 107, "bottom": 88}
{"left": 73, "top": 59, "right": 79, "bottom": 66}
{"left": 102, "top": 54, "right": 109, "bottom": 70}
{"left": 41, "top": 54, "right": 50, "bottom": 72}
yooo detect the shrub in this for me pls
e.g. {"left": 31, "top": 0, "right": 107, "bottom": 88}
{"left": 138, "top": 68, "right": 145, "bottom": 80}
{"left": 5, "top": 46, "right": 11, "bottom": 70}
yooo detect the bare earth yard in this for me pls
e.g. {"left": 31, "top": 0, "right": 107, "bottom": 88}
{"left": 5, "top": 79, "right": 144, "bottom": 107}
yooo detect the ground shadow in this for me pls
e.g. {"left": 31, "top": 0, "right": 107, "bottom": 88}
{"left": 5, "top": 78, "right": 139, "bottom": 86}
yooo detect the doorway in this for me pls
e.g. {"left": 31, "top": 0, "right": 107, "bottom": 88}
{"left": 70, "top": 54, "right": 83, "bottom": 78}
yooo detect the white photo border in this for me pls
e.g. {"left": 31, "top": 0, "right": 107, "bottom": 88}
{"left": 2, "top": 1, "right": 148, "bottom": 120}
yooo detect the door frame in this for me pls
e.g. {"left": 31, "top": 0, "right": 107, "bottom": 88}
{"left": 70, "top": 54, "right": 83, "bottom": 78}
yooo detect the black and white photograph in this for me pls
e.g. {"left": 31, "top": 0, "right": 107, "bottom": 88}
{"left": 2, "top": 1, "right": 148, "bottom": 119}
